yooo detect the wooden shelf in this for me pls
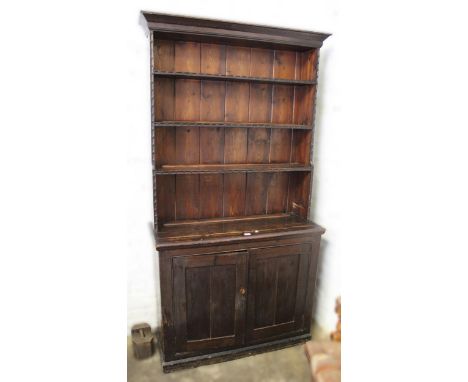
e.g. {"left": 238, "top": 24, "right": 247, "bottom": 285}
{"left": 155, "top": 163, "right": 312, "bottom": 175}
{"left": 156, "top": 213, "right": 325, "bottom": 247}
{"left": 153, "top": 70, "right": 316, "bottom": 85}
{"left": 153, "top": 121, "right": 313, "bottom": 130}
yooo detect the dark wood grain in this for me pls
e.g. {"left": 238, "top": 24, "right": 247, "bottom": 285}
{"left": 226, "top": 46, "right": 251, "bottom": 76}
{"left": 174, "top": 41, "right": 200, "bottom": 72}
{"left": 246, "top": 244, "right": 312, "bottom": 343}
{"left": 245, "top": 173, "right": 269, "bottom": 215}
{"left": 176, "top": 175, "right": 200, "bottom": 220}
{"left": 273, "top": 50, "right": 296, "bottom": 79}
{"left": 201, "top": 43, "right": 226, "bottom": 75}
{"left": 175, "top": 126, "right": 199, "bottom": 164}
{"left": 246, "top": 128, "right": 270, "bottom": 163}
{"left": 211, "top": 265, "right": 236, "bottom": 337}
{"left": 199, "top": 174, "right": 223, "bottom": 219}
{"left": 250, "top": 48, "right": 274, "bottom": 78}
{"left": 223, "top": 173, "right": 246, "bottom": 217}
{"left": 200, "top": 80, "right": 225, "bottom": 122}
{"left": 254, "top": 259, "right": 277, "bottom": 327}
{"left": 155, "top": 126, "right": 176, "bottom": 166}
{"left": 225, "top": 82, "right": 249, "bottom": 123}
{"left": 267, "top": 172, "right": 289, "bottom": 213}
{"left": 200, "top": 80, "right": 225, "bottom": 164}
{"left": 186, "top": 266, "right": 211, "bottom": 340}
{"left": 156, "top": 175, "right": 175, "bottom": 226}
{"left": 275, "top": 254, "right": 300, "bottom": 323}
{"left": 171, "top": 252, "right": 248, "bottom": 355}
{"left": 224, "top": 82, "right": 248, "bottom": 166}
{"left": 154, "top": 40, "right": 174, "bottom": 71}
{"left": 249, "top": 84, "right": 272, "bottom": 123}
{"left": 154, "top": 78, "right": 174, "bottom": 121}
{"left": 175, "top": 79, "right": 200, "bottom": 121}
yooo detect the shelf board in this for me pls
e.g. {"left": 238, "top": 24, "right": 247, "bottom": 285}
{"left": 153, "top": 70, "right": 317, "bottom": 85}
{"left": 153, "top": 121, "right": 313, "bottom": 130}
{"left": 155, "top": 163, "right": 312, "bottom": 175}
{"left": 156, "top": 213, "right": 325, "bottom": 248}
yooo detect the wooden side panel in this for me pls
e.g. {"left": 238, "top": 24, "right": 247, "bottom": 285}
{"left": 293, "top": 85, "right": 315, "bottom": 125}
{"left": 223, "top": 173, "right": 246, "bottom": 217}
{"left": 299, "top": 49, "right": 318, "bottom": 80}
{"left": 186, "top": 266, "right": 211, "bottom": 340}
{"left": 154, "top": 40, "right": 175, "bottom": 71}
{"left": 156, "top": 175, "right": 175, "bottom": 224}
{"left": 199, "top": 174, "right": 223, "bottom": 219}
{"left": 154, "top": 78, "right": 174, "bottom": 121}
{"left": 288, "top": 172, "right": 311, "bottom": 219}
{"left": 267, "top": 173, "right": 289, "bottom": 213}
{"left": 176, "top": 175, "right": 200, "bottom": 220}
{"left": 155, "top": 127, "right": 176, "bottom": 167}
{"left": 211, "top": 265, "right": 236, "bottom": 337}
{"left": 291, "top": 130, "right": 312, "bottom": 165}
{"left": 245, "top": 173, "right": 269, "bottom": 215}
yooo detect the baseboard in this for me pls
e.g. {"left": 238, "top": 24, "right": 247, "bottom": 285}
{"left": 161, "top": 333, "right": 311, "bottom": 373}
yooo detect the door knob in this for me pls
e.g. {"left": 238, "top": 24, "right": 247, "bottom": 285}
{"left": 239, "top": 287, "right": 246, "bottom": 295}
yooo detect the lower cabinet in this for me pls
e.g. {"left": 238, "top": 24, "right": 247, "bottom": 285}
{"left": 161, "top": 240, "right": 320, "bottom": 369}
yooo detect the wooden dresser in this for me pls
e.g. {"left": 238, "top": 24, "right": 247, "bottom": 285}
{"left": 142, "top": 12, "right": 330, "bottom": 372}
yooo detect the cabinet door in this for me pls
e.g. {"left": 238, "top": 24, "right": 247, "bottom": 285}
{"left": 172, "top": 251, "right": 248, "bottom": 354}
{"left": 246, "top": 243, "right": 314, "bottom": 343}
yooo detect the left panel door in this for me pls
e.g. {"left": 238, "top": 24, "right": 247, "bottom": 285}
{"left": 172, "top": 251, "right": 248, "bottom": 354}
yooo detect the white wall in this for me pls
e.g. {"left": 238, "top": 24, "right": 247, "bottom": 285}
{"left": 3, "top": 1, "right": 468, "bottom": 381}
{"left": 126, "top": 0, "right": 341, "bottom": 334}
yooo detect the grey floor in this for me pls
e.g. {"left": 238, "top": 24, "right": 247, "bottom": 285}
{"left": 127, "top": 338, "right": 312, "bottom": 382}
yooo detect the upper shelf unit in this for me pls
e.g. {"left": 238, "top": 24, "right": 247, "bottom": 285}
{"left": 153, "top": 70, "right": 317, "bottom": 85}
{"left": 153, "top": 40, "right": 319, "bottom": 82}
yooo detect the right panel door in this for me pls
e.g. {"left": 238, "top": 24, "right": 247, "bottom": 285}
{"left": 246, "top": 243, "right": 316, "bottom": 344}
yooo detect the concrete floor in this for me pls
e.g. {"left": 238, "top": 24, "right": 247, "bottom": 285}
{"left": 127, "top": 338, "right": 312, "bottom": 382}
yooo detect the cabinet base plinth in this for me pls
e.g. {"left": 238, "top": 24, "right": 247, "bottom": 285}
{"left": 160, "top": 333, "right": 311, "bottom": 373}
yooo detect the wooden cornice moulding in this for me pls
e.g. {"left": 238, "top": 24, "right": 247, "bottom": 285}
{"left": 142, "top": 11, "right": 331, "bottom": 49}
